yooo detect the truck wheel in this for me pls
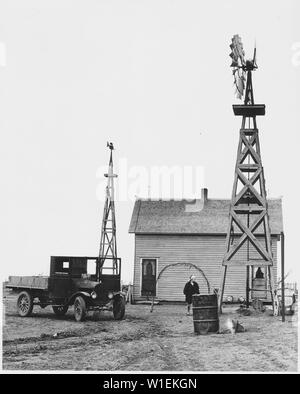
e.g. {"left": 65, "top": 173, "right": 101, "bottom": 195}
{"left": 53, "top": 305, "right": 69, "bottom": 316}
{"left": 17, "top": 291, "right": 34, "bottom": 317}
{"left": 74, "top": 296, "right": 86, "bottom": 322}
{"left": 113, "top": 296, "right": 125, "bottom": 320}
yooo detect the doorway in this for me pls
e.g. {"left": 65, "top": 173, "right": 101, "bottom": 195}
{"left": 141, "top": 259, "right": 157, "bottom": 297}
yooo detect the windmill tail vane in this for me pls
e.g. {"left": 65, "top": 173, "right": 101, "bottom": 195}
{"left": 253, "top": 44, "right": 257, "bottom": 68}
{"left": 107, "top": 141, "right": 114, "bottom": 150}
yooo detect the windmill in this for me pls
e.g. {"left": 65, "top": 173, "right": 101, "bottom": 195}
{"left": 97, "top": 142, "right": 118, "bottom": 279}
{"left": 219, "top": 35, "right": 275, "bottom": 312}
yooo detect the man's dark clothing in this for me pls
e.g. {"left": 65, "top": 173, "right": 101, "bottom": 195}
{"left": 183, "top": 281, "right": 200, "bottom": 304}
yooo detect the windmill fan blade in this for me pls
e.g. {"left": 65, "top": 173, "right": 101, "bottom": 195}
{"left": 229, "top": 34, "right": 247, "bottom": 99}
{"left": 230, "top": 60, "right": 239, "bottom": 67}
{"left": 229, "top": 34, "right": 245, "bottom": 67}
{"left": 233, "top": 68, "right": 245, "bottom": 99}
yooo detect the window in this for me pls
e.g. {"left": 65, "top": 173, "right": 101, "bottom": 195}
{"left": 54, "top": 260, "right": 70, "bottom": 275}
{"left": 87, "top": 259, "right": 96, "bottom": 275}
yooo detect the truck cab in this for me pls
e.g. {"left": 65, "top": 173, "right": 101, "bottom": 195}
{"left": 48, "top": 256, "right": 125, "bottom": 321}
{"left": 49, "top": 256, "right": 120, "bottom": 300}
{"left": 7, "top": 256, "right": 125, "bottom": 322}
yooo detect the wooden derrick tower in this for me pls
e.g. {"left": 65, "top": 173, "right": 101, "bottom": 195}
{"left": 97, "top": 142, "right": 118, "bottom": 279}
{"left": 219, "top": 35, "right": 275, "bottom": 311}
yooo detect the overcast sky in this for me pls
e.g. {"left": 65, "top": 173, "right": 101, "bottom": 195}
{"left": 0, "top": 0, "right": 299, "bottom": 283}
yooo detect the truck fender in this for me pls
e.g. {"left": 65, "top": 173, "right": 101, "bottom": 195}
{"left": 68, "top": 291, "right": 91, "bottom": 305}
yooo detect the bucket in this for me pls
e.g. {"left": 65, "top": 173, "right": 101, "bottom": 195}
{"left": 192, "top": 294, "right": 219, "bottom": 334}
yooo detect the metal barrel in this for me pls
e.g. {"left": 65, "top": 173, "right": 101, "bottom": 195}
{"left": 192, "top": 294, "right": 219, "bottom": 334}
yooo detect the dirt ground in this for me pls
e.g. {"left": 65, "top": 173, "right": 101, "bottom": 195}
{"left": 2, "top": 290, "right": 298, "bottom": 372}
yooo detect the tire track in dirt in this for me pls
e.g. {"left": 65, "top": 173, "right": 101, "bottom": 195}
{"left": 3, "top": 329, "right": 108, "bottom": 346}
{"left": 116, "top": 325, "right": 178, "bottom": 370}
{"left": 149, "top": 318, "right": 181, "bottom": 370}
{"left": 3, "top": 329, "right": 171, "bottom": 371}
{"left": 154, "top": 339, "right": 181, "bottom": 370}
{"left": 234, "top": 339, "right": 294, "bottom": 371}
{"left": 3, "top": 317, "right": 170, "bottom": 367}
{"left": 3, "top": 330, "right": 147, "bottom": 358}
{"left": 114, "top": 317, "right": 180, "bottom": 371}
{"left": 3, "top": 313, "right": 148, "bottom": 345}
{"left": 112, "top": 341, "right": 165, "bottom": 371}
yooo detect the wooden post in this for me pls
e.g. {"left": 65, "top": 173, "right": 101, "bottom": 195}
{"left": 268, "top": 265, "right": 275, "bottom": 312}
{"left": 219, "top": 265, "right": 227, "bottom": 314}
{"left": 246, "top": 266, "right": 250, "bottom": 308}
{"left": 281, "top": 232, "right": 285, "bottom": 322}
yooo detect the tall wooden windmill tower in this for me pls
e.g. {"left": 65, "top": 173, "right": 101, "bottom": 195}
{"left": 219, "top": 35, "right": 275, "bottom": 312}
{"left": 97, "top": 142, "right": 118, "bottom": 278}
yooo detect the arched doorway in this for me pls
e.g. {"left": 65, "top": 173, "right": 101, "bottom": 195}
{"left": 141, "top": 259, "right": 157, "bottom": 296}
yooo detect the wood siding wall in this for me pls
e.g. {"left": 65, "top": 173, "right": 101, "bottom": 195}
{"left": 133, "top": 234, "right": 278, "bottom": 302}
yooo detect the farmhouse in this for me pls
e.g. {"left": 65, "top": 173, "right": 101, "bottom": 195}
{"left": 129, "top": 188, "right": 283, "bottom": 303}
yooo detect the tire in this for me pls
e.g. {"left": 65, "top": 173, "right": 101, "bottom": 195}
{"left": 17, "top": 291, "right": 34, "bottom": 317}
{"left": 113, "top": 296, "right": 125, "bottom": 320}
{"left": 52, "top": 305, "right": 69, "bottom": 316}
{"left": 74, "top": 296, "right": 87, "bottom": 322}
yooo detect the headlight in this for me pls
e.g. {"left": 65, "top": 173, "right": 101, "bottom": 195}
{"left": 91, "top": 291, "right": 97, "bottom": 299}
{"left": 108, "top": 292, "right": 113, "bottom": 299}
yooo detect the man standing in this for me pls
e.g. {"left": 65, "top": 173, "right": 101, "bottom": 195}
{"left": 183, "top": 275, "right": 200, "bottom": 315}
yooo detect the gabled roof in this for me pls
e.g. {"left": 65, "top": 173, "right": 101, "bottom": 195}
{"left": 129, "top": 197, "right": 283, "bottom": 235}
